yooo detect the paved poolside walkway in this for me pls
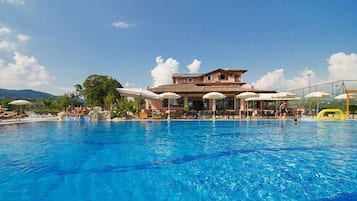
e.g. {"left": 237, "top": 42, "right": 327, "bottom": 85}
{"left": 0, "top": 116, "right": 59, "bottom": 125}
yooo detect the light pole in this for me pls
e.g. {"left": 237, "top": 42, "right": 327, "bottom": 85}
{"left": 307, "top": 73, "right": 311, "bottom": 93}
{"left": 307, "top": 73, "right": 312, "bottom": 114}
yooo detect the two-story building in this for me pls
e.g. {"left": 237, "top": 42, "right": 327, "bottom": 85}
{"left": 147, "top": 68, "right": 275, "bottom": 116}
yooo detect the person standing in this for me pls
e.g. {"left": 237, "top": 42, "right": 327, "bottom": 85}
{"left": 279, "top": 101, "right": 288, "bottom": 119}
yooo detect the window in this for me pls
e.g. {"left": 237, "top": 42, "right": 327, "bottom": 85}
{"left": 188, "top": 78, "right": 192, "bottom": 82}
{"left": 235, "top": 75, "right": 241, "bottom": 82}
{"left": 207, "top": 75, "right": 211, "bottom": 81}
{"left": 220, "top": 74, "right": 227, "bottom": 80}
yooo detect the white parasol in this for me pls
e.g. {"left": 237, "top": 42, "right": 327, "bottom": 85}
{"left": 236, "top": 92, "right": 259, "bottom": 118}
{"left": 9, "top": 100, "right": 32, "bottom": 105}
{"left": 305, "top": 91, "right": 332, "bottom": 113}
{"left": 159, "top": 92, "right": 181, "bottom": 120}
{"left": 203, "top": 92, "right": 226, "bottom": 120}
{"left": 272, "top": 92, "right": 298, "bottom": 99}
{"left": 116, "top": 88, "right": 161, "bottom": 100}
{"left": 272, "top": 92, "right": 299, "bottom": 112}
{"left": 334, "top": 93, "right": 357, "bottom": 100}
{"left": 116, "top": 88, "right": 161, "bottom": 115}
{"left": 9, "top": 99, "right": 32, "bottom": 116}
{"left": 235, "top": 92, "right": 259, "bottom": 99}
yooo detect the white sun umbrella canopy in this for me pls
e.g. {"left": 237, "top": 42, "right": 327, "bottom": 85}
{"left": 9, "top": 100, "right": 32, "bottom": 105}
{"left": 305, "top": 91, "right": 332, "bottom": 99}
{"left": 272, "top": 92, "right": 299, "bottom": 112}
{"left": 334, "top": 93, "right": 357, "bottom": 100}
{"left": 203, "top": 92, "right": 226, "bottom": 120}
{"left": 272, "top": 92, "right": 298, "bottom": 99}
{"left": 235, "top": 92, "right": 259, "bottom": 99}
{"left": 116, "top": 88, "right": 161, "bottom": 100}
{"left": 236, "top": 92, "right": 259, "bottom": 117}
{"left": 159, "top": 92, "right": 181, "bottom": 120}
{"left": 9, "top": 99, "right": 32, "bottom": 115}
{"left": 116, "top": 88, "right": 161, "bottom": 114}
{"left": 304, "top": 91, "right": 332, "bottom": 113}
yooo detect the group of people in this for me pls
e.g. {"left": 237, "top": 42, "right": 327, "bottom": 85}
{"left": 0, "top": 105, "right": 23, "bottom": 119}
{"left": 66, "top": 106, "right": 89, "bottom": 120}
{"left": 0, "top": 106, "right": 4, "bottom": 118}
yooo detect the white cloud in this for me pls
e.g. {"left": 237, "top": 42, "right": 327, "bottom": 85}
{"left": 328, "top": 52, "right": 357, "bottom": 81}
{"left": 125, "top": 82, "right": 135, "bottom": 87}
{"left": 0, "top": 0, "right": 24, "bottom": 5}
{"left": 17, "top": 33, "right": 30, "bottom": 43}
{"left": 0, "top": 40, "right": 17, "bottom": 51}
{"left": 112, "top": 21, "right": 135, "bottom": 29}
{"left": 187, "top": 59, "right": 201, "bottom": 73}
{"left": 0, "top": 26, "right": 11, "bottom": 34}
{"left": 0, "top": 28, "right": 29, "bottom": 51}
{"left": 251, "top": 68, "right": 316, "bottom": 91}
{"left": 0, "top": 52, "right": 54, "bottom": 89}
{"left": 251, "top": 69, "right": 285, "bottom": 91}
{"left": 250, "top": 52, "right": 357, "bottom": 92}
{"left": 151, "top": 56, "right": 179, "bottom": 87}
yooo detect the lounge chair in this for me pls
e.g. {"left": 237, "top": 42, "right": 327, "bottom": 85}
{"left": 139, "top": 111, "right": 148, "bottom": 119}
{"left": 152, "top": 110, "right": 164, "bottom": 119}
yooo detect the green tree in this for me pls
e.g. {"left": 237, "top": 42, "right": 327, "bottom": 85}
{"left": 73, "top": 84, "right": 83, "bottom": 99}
{"left": 61, "top": 94, "right": 71, "bottom": 109}
{"left": 42, "top": 96, "right": 54, "bottom": 109}
{"left": 112, "top": 96, "right": 137, "bottom": 117}
{"left": 82, "top": 74, "right": 122, "bottom": 107}
{"left": 1, "top": 99, "right": 11, "bottom": 109}
{"left": 104, "top": 93, "right": 115, "bottom": 110}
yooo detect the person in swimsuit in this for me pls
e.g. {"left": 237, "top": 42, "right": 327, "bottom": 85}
{"left": 279, "top": 101, "right": 288, "bottom": 119}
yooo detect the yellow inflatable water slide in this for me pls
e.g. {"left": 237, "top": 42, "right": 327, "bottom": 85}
{"left": 316, "top": 109, "right": 345, "bottom": 121}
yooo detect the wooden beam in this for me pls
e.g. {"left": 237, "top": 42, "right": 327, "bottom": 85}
{"left": 345, "top": 89, "right": 357, "bottom": 116}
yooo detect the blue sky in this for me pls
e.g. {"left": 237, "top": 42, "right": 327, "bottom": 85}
{"left": 1, "top": 0, "right": 357, "bottom": 95}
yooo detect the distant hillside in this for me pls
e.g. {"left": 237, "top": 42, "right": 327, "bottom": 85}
{"left": 0, "top": 88, "right": 56, "bottom": 101}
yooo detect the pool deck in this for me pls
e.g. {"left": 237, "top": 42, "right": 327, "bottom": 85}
{"left": 0, "top": 116, "right": 59, "bottom": 125}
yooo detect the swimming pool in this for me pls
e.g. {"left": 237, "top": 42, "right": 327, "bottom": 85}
{"left": 0, "top": 120, "right": 356, "bottom": 201}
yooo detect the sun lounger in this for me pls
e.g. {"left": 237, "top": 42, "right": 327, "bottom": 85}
{"left": 139, "top": 111, "right": 148, "bottom": 119}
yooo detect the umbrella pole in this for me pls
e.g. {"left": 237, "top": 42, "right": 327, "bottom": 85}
{"left": 245, "top": 100, "right": 248, "bottom": 118}
{"left": 247, "top": 101, "right": 249, "bottom": 119}
{"left": 167, "top": 99, "right": 171, "bottom": 120}
{"left": 251, "top": 100, "right": 254, "bottom": 117}
{"left": 212, "top": 99, "right": 216, "bottom": 120}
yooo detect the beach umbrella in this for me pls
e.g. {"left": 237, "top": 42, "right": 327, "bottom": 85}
{"left": 334, "top": 93, "right": 357, "bottom": 100}
{"left": 116, "top": 88, "right": 161, "bottom": 100}
{"left": 116, "top": 88, "right": 161, "bottom": 115}
{"left": 9, "top": 99, "right": 32, "bottom": 116}
{"left": 305, "top": 91, "right": 332, "bottom": 99}
{"left": 235, "top": 92, "right": 259, "bottom": 99}
{"left": 159, "top": 92, "right": 181, "bottom": 120}
{"left": 236, "top": 92, "right": 259, "bottom": 117}
{"left": 272, "top": 92, "right": 298, "bottom": 99}
{"left": 305, "top": 91, "right": 332, "bottom": 114}
{"left": 9, "top": 100, "right": 32, "bottom": 105}
{"left": 203, "top": 92, "right": 226, "bottom": 120}
{"left": 334, "top": 93, "right": 357, "bottom": 111}
{"left": 272, "top": 92, "right": 299, "bottom": 112}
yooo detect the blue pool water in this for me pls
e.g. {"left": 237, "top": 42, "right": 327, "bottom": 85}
{"left": 0, "top": 120, "right": 356, "bottom": 201}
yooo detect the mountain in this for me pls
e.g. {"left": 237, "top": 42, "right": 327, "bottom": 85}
{"left": 0, "top": 88, "right": 56, "bottom": 101}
